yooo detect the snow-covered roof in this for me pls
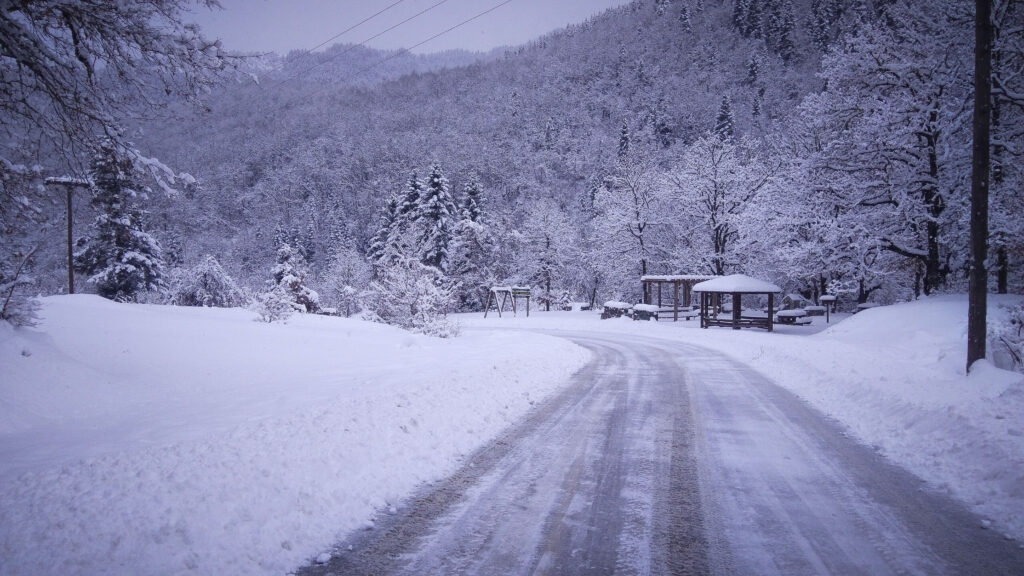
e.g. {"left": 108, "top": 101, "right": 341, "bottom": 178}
{"left": 641, "top": 275, "right": 716, "bottom": 282}
{"left": 44, "top": 176, "right": 91, "bottom": 186}
{"left": 692, "top": 274, "right": 782, "bottom": 294}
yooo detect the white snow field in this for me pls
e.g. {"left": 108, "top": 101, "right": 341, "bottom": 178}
{"left": 0, "top": 295, "right": 589, "bottom": 576}
{"left": 1, "top": 293, "right": 1022, "bottom": 575}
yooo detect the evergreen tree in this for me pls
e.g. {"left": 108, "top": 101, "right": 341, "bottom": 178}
{"left": 618, "top": 119, "right": 631, "bottom": 159}
{"left": 714, "top": 95, "right": 735, "bottom": 141}
{"left": 270, "top": 242, "right": 320, "bottom": 313}
{"left": 417, "top": 164, "right": 458, "bottom": 271}
{"left": 777, "top": 0, "right": 797, "bottom": 64}
{"left": 462, "top": 178, "right": 485, "bottom": 223}
{"left": 367, "top": 194, "right": 400, "bottom": 267}
{"left": 397, "top": 171, "right": 424, "bottom": 223}
{"left": 74, "top": 138, "right": 166, "bottom": 302}
{"left": 450, "top": 181, "right": 495, "bottom": 312}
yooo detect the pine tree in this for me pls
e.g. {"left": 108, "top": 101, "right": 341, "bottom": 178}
{"left": 618, "top": 119, "right": 631, "bottom": 159}
{"left": 367, "top": 194, "right": 400, "bottom": 267}
{"left": 74, "top": 138, "right": 166, "bottom": 302}
{"left": 450, "top": 180, "right": 495, "bottom": 311}
{"left": 714, "top": 95, "right": 735, "bottom": 141}
{"left": 417, "top": 164, "right": 458, "bottom": 271}
{"left": 397, "top": 171, "right": 424, "bottom": 223}
{"left": 270, "top": 242, "right": 320, "bottom": 313}
{"left": 777, "top": 0, "right": 797, "bottom": 64}
{"left": 462, "top": 178, "right": 485, "bottom": 223}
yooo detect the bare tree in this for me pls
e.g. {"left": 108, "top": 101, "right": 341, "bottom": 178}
{"left": 1, "top": 0, "right": 240, "bottom": 162}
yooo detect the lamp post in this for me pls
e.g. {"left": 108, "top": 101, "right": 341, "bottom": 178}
{"left": 820, "top": 294, "right": 837, "bottom": 323}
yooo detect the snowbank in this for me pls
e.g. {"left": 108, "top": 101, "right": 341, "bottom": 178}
{"left": 463, "top": 294, "right": 1024, "bottom": 543}
{"left": 0, "top": 295, "right": 589, "bottom": 576}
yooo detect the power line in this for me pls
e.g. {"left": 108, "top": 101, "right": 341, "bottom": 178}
{"left": 306, "top": 0, "right": 408, "bottom": 54}
{"left": 306, "top": 0, "right": 514, "bottom": 100}
{"left": 268, "top": 0, "right": 453, "bottom": 91}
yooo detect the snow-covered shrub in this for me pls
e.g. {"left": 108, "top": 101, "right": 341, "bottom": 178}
{"left": 558, "top": 289, "right": 573, "bottom": 311}
{"left": 366, "top": 259, "right": 459, "bottom": 338}
{"left": 250, "top": 286, "right": 294, "bottom": 323}
{"left": 990, "top": 303, "right": 1024, "bottom": 373}
{"left": 167, "top": 255, "right": 246, "bottom": 308}
{"left": 0, "top": 251, "right": 39, "bottom": 327}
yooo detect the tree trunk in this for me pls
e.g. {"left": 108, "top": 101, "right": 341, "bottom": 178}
{"left": 997, "top": 246, "right": 1007, "bottom": 294}
{"left": 922, "top": 114, "right": 947, "bottom": 295}
{"left": 967, "top": 0, "right": 992, "bottom": 373}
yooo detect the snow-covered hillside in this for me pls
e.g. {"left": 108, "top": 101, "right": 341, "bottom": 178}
{"left": 0, "top": 296, "right": 589, "bottom": 576}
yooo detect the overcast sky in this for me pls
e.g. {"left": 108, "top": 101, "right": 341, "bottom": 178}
{"left": 190, "top": 0, "right": 632, "bottom": 55}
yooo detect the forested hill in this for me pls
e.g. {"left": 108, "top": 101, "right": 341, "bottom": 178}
{"left": 139, "top": 0, "right": 834, "bottom": 288}
{"left": 22, "top": 0, "right": 1018, "bottom": 315}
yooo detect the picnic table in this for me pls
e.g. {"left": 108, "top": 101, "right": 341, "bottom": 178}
{"left": 775, "top": 309, "right": 812, "bottom": 325}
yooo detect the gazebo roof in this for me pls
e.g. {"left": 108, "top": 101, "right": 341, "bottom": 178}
{"left": 641, "top": 274, "right": 716, "bottom": 282}
{"left": 692, "top": 274, "right": 782, "bottom": 294}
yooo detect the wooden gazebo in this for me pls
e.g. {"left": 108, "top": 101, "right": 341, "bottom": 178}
{"left": 640, "top": 275, "right": 715, "bottom": 321}
{"left": 692, "top": 274, "right": 782, "bottom": 331}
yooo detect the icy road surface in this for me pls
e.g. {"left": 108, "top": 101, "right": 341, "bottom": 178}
{"left": 300, "top": 332, "right": 1024, "bottom": 575}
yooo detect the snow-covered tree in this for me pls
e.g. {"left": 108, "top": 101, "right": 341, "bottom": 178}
{"left": 0, "top": 0, "right": 239, "bottom": 163}
{"left": 713, "top": 95, "right": 735, "bottom": 141}
{"left": 1, "top": 247, "right": 40, "bottom": 326}
{"left": 416, "top": 164, "right": 459, "bottom": 272}
{"left": 167, "top": 255, "right": 246, "bottom": 308}
{"left": 365, "top": 256, "right": 458, "bottom": 337}
{"left": 669, "top": 133, "right": 777, "bottom": 276}
{"left": 367, "top": 194, "right": 400, "bottom": 269}
{"left": 321, "top": 238, "right": 372, "bottom": 317}
{"left": 593, "top": 154, "right": 669, "bottom": 300}
{"left": 270, "top": 242, "right": 320, "bottom": 313}
{"left": 74, "top": 139, "right": 166, "bottom": 302}
{"left": 250, "top": 285, "right": 294, "bottom": 323}
{"left": 449, "top": 180, "right": 496, "bottom": 312}
{"left": 799, "top": 3, "right": 973, "bottom": 296}
{"left": 462, "top": 178, "right": 485, "bottom": 223}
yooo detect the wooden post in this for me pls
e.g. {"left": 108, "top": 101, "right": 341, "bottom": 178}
{"left": 673, "top": 281, "right": 680, "bottom": 322}
{"left": 700, "top": 292, "right": 708, "bottom": 329}
{"left": 484, "top": 290, "right": 493, "bottom": 318}
{"left": 732, "top": 293, "right": 742, "bottom": 330}
{"left": 66, "top": 185, "right": 73, "bottom": 294}
{"left": 768, "top": 293, "right": 775, "bottom": 332}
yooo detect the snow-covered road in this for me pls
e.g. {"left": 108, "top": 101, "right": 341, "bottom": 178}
{"left": 300, "top": 331, "right": 1024, "bottom": 575}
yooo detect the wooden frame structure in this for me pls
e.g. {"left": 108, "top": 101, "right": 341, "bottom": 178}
{"left": 693, "top": 275, "right": 782, "bottom": 332}
{"left": 640, "top": 275, "right": 715, "bottom": 321}
{"left": 484, "top": 286, "right": 531, "bottom": 318}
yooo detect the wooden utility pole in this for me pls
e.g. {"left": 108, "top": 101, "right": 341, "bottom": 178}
{"left": 45, "top": 177, "right": 91, "bottom": 295}
{"left": 967, "top": 0, "right": 993, "bottom": 373}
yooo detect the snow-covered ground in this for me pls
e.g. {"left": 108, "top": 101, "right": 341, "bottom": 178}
{"left": 2, "top": 294, "right": 1022, "bottom": 575}
{"left": 0, "top": 295, "right": 589, "bottom": 576}
{"left": 462, "top": 294, "right": 1024, "bottom": 545}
